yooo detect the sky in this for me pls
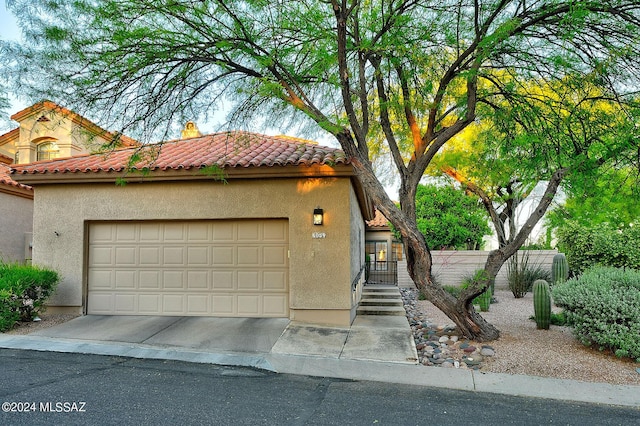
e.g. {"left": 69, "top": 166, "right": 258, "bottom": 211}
{"left": 1, "top": 3, "right": 28, "bottom": 122}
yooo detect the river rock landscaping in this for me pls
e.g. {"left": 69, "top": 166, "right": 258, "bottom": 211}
{"left": 401, "top": 288, "right": 494, "bottom": 369}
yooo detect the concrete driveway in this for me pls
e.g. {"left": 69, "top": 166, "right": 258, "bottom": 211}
{"left": 31, "top": 316, "right": 290, "bottom": 354}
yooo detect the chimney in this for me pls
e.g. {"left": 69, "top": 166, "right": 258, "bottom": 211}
{"left": 181, "top": 121, "right": 202, "bottom": 139}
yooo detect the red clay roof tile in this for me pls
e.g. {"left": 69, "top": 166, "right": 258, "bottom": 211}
{"left": 0, "top": 163, "right": 33, "bottom": 191}
{"left": 366, "top": 209, "right": 390, "bottom": 228}
{"left": 11, "top": 131, "right": 349, "bottom": 177}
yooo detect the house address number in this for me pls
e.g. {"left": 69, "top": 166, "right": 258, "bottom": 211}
{"left": 312, "top": 232, "right": 326, "bottom": 239}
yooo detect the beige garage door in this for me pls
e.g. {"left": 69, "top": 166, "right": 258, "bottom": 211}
{"left": 87, "top": 220, "right": 289, "bottom": 316}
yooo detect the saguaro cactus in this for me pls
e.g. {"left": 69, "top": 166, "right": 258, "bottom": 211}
{"left": 551, "top": 253, "right": 569, "bottom": 284}
{"left": 533, "top": 279, "right": 551, "bottom": 330}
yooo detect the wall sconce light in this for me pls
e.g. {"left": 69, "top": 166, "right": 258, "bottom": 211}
{"left": 313, "top": 207, "right": 324, "bottom": 226}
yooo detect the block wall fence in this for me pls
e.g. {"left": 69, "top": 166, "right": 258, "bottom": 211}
{"left": 397, "top": 250, "right": 559, "bottom": 289}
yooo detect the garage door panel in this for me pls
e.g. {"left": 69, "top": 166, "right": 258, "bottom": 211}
{"left": 212, "top": 271, "right": 234, "bottom": 289}
{"left": 237, "top": 246, "right": 260, "bottom": 265}
{"left": 87, "top": 293, "right": 113, "bottom": 314}
{"left": 263, "top": 221, "right": 287, "bottom": 241}
{"left": 212, "top": 246, "right": 234, "bottom": 265}
{"left": 237, "top": 295, "right": 260, "bottom": 315}
{"left": 163, "top": 271, "right": 185, "bottom": 289}
{"left": 186, "top": 294, "right": 209, "bottom": 314}
{"left": 115, "top": 224, "right": 137, "bottom": 242}
{"left": 115, "top": 271, "right": 136, "bottom": 289}
{"left": 162, "top": 294, "right": 185, "bottom": 313}
{"left": 263, "top": 271, "right": 287, "bottom": 291}
{"left": 115, "top": 247, "right": 136, "bottom": 265}
{"left": 212, "top": 295, "right": 235, "bottom": 314}
{"left": 89, "top": 270, "right": 113, "bottom": 289}
{"left": 138, "top": 294, "right": 160, "bottom": 314}
{"left": 114, "top": 294, "right": 136, "bottom": 314}
{"left": 139, "top": 270, "right": 161, "bottom": 289}
{"left": 187, "top": 271, "right": 209, "bottom": 289}
{"left": 263, "top": 246, "right": 287, "bottom": 265}
{"left": 88, "top": 220, "right": 289, "bottom": 317}
{"left": 187, "top": 223, "right": 210, "bottom": 241}
{"left": 263, "top": 295, "right": 288, "bottom": 315}
{"left": 90, "top": 247, "right": 113, "bottom": 266}
{"left": 237, "top": 271, "right": 260, "bottom": 290}
{"left": 187, "top": 246, "right": 209, "bottom": 265}
{"left": 237, "top": 222, "right": 260, "bottom": 240}
{"left": 164, "top": 223, "right": 186, "bottom": 241}
{"left": 90, "top": 224, "right": 115, "bottom": 243}
{"left": 139, "top": 247, "right": 161, "bottom": 265}
{"left": 140, "top": 223, "right": 162, "bottom": 241}
{"left": 163, "top": 246, "right": 185, "bottom": 265}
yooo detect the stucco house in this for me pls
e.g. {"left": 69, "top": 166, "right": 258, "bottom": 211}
{"left": 11, "top": 130, "right": 374, "bottom": 326}
{"left": 0, "top": 101, "right": 137, "bottom": 263}
{"left": 0, "top": 157, "right": 33, "bottom": 262}
{"left": 365, "top": 209, "right": 404, "bottom": 285}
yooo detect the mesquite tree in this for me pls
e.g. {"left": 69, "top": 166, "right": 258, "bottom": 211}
{"left": 4, "top": 0, "right": 640, "bottom": 340}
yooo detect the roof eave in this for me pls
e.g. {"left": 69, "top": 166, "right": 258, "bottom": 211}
{"left": 11, "top": 163, "right": 357, "bottom": 185}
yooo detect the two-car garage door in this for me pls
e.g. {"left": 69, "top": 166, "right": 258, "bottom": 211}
{"left": 87, "top": 220, "right": 289, "bottom": 317}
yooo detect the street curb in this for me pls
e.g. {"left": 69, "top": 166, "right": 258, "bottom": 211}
{"left": 2, "top": 334, "right": 639, "bottom": 408}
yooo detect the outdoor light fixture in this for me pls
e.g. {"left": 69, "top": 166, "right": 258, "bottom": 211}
{"left": 313, "top": 207, "right": 324, "bottom": 225}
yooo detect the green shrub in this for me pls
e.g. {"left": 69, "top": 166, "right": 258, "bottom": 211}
{"left": 443, "top": 285, "right": 463, "bottom": 299}
{"left": 556, "top": 222, "right": 640, "bottom": 273}
{"left": 0, "top": 262, "right": 60, "bottom": 331}
{"left": 507, "top": 251, "right": 551, "bottom": 298}
{"left": 458, "top": 270, "right": 492, "bottom": 311}
{"left": 553, "top": 267, "right": 640, "bottom": 361}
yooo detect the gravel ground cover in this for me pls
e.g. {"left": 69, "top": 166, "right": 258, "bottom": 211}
{"left": 415, "top": 289, "right": 640, "bottom": 386}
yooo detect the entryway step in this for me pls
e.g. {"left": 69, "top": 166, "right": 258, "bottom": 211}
{"left": 361, "top": 291, "right": 400, "bottom": 299}
{"left": 359, "top": 297, "right": 403, "bottom": 307}
{"left": 356, "top": 305, "right": 406, "bottom": 316}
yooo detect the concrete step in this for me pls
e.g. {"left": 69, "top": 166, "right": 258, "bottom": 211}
{"left": 363, "top": 285, "right": 399, "bottom": 291}
{"left": 361, "top": 291, "right": 400, "bottom": 299}
{"left": 356, "top": 305, "right": 406, "bottom": 316}
{"left": 358, "top": 298, "right": 403, "bottom": 307}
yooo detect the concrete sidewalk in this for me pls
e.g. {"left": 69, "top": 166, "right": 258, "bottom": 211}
{"left": 1, "top": 314, "right": 639, "bottom": 408}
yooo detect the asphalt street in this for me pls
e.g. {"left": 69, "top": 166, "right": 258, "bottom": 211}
{"left": 1, "top": 349, "right": 638, "bottom": 425}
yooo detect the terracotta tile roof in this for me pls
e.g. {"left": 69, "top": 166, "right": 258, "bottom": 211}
{"left": 0, "top": 163, "right": 32, "bottom": 191}
{"left": 11, "top": 131, "right": 349, "bottom": 177}
{"left": 366, "top": 209, "right": 390, "bottom": 229}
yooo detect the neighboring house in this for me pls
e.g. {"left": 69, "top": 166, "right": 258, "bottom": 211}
{"left": 0, "top": 100, "right": 136, "bottom": 263}
{"left": 0, "top": 157, "right": 33, "bottom": 262}
{"left": 12, "top": 130, "right": 374, "bottom": 326}
{"left": 364, "top": 209, "right": 404, "bottom": 285}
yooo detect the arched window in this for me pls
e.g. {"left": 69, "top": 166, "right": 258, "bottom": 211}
{"left": 37, "top": 142, "right": 59, "bottom": 161}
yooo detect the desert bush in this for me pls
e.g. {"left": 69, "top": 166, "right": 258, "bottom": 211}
{"left": 0, "top": 262, "right": 60, "bottom": 331}
{"left": 552, "top": 267, "right": 640, "bottom": 361}
{"left": 507, "top": 251, "right": 551, "bottom": 298}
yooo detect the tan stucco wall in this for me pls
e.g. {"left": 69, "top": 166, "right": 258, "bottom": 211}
{"left": 13, "top": 111, "right": 110, "bottom": 164}
{"left": 0, "top": 191, "right": 33, "bottom": 263}
{"left": 31, "top": 177, "right": 361, "bottom": 325}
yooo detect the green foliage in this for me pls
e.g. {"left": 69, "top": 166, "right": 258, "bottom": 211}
{"left": 443, "top": 285, "right": 463, "bottom": 299}
{"left": 529, "top": 311, "right": 567, "bottom": 326}
{"left": 458, "top": 270, "right": 492, "bottom": 311}
{"left": 551, "top": 253, "right": 569, "bottom": 284}
{"left": 553, "top": 267, "right": 640, "bottom": 361}
{"left": 507, "top": 251, "right": 551, "bottom": 298}
{"left": 556, "top": 222, "right": 640, "bottom": 273}
{"left": 546, "top": 167, "right": 640, "bottom": 231}
{"left": 410, "top": 184, "right": 491, "bottom": 250}
{"left": 0, "top": 262, "right": 60, "bottom": 331}
{"left": 533, "top": 279, "right": 551, "bottom": 330}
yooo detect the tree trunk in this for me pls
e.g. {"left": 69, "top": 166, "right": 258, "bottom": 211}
{"left": 403, "top": 233, "right": 500, "bottom": 341}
